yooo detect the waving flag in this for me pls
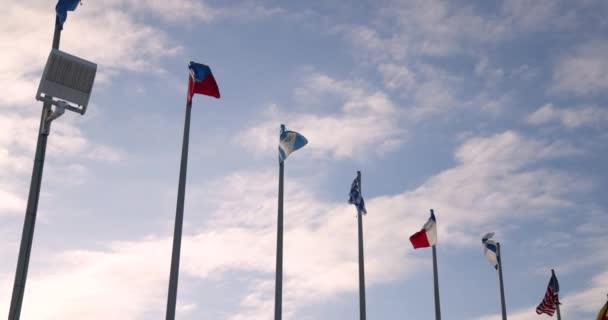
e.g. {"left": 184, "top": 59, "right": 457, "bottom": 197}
{"left": 536, "top": 271, "right": 560, "bottom": 316}
{"left": 410, "top": 211, "right": 437, "bottom": 249}
{"left": 597, "top": 301, "right": 608, "bottom": 320}
{"left": 55, "top": 0, "right": 81, "bottom": 29}
{"left": 187, "top": 61, "right": 220, "bottom": 102}
{"left": 278, "top": 124, "right": 307, "bottom": 162}
{"left": 482, "top": 232, "right": 498, "bottom": 269}
{"left": 348, "top": 176, "right": 367, "bottom": 215}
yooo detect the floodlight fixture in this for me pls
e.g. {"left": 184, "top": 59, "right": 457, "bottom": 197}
{"left": 36, "top": 49, "right": 97, "bottom": 117}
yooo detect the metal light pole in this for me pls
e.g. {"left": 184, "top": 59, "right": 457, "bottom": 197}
{"left": 9, "top": 15, "right": 97, "bottom": 320}
{"left": 8, "top": 18, "right": 62, "bottom": 320}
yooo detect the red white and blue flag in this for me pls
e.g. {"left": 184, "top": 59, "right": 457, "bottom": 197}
{"left": 187, "top": 61, "right": 220, "bottom": 103}
{"left": 409, "top": 210, "right": 438, "bottom": 249}
{"left": 536, "top": 271, "right": 560, "bottom": 316}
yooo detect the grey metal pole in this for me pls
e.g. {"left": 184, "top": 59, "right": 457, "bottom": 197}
{"left": 8, "top": 17, "right": 62, "bottom": 320}
{"left": 553, "top": 269, "right": 561, "bottom": 320}
{"left": 273, "top": 161, "right": 284, "bottom": 320}
{"left": 497, "top": 242, "right": 507, "bottom": 320}
{"left": 357, "top": 171, "right": 367, "bottom": 320}
{"left": 165, "top": 101, "right": 193, "bottom": 320}
{"left": 431, "top": 246, "right": 441, "bottom": 320}
{"left": 431, "top": 214, "right": 441, "bottom": 320}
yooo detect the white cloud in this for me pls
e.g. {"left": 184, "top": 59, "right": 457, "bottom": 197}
{"left": 510, "top": 64, "right": 539, "bottom": 81}
{"left": 552, "top": 40, "right": 608, "bottom": 96}
{"left": 0, "top": 189, "right": 25, "bottom": 215}
{"left": 0, "top": 240, "right": 171, "bottom": 320}
{"left": 334, "top": 0, "right": 593, "bottom": 119}
{"left": 527, "top": 104, "right": 608, "bottom": 128}
{"left": 0, "top": 129, "right": 585, "bottom": 319}
{"left": 478, "top": 259, "right": 608, "bottom": 320}
{"left": 500, "top": 0, "right": 570, "bottom": 31}
{"left": 342, "top": 0, "right": 555, "bottom": 63}
{"left": 0, "top": 110, "right": 123, "bottom": 218}
{"left": 343, "top": 0, "right": 578, "bottom": 62}
{"left": 87, "top": 145, "right": 124, "bottom": 162}
{"left": 119, "top": 0, "right": 217, "bottom": 23}
{"left": 402, "top": 131, "right": 581, "bottom": 246}
{"left": 3, "top": 2, "right": 603, "bottom": 319}
{"left": 238, "top": 73, "right": 406, "bottom": 160}
{"left": 0, "top": 1, "right": 182, "bottom": 107}
{"left": 474, "top": 56, "right": 505, "bottom": 86}
{"left": 0, "top": 0, "right": 170, "bottom": 220}
{"left": 378, "top": 63, "right": 416, "bottom": 90}
{"left": 564, "top": 269, "right": 608, "bottom": 317}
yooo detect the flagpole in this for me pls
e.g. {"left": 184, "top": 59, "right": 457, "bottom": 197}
{"left": 431, "top": 210, "right": 441, "bottom": 320}
{"left": 357, "top": 171, "right": 367, "bottom": 320}
{"left": 165, "top": 100, "right": 192, "bottom": 320}
{"left": 552, "top": 269, "right": 561, "bottom": 320}
{"left": 497, "top": 242, "right": 507, "bottom": 320}
{"left": 273, "top": 160, "right": 284, "bottom": 320}
{"left": 431, "top": 245, "right": 442, "bottom": 320}
{"left": 9, "top": 16, "right": 62, "bottom": 320}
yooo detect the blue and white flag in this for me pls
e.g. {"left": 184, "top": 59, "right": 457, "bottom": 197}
{"left": 56, "top": 0, "right": 81, "bottom": 29}
{"left": 348, "top": 176, "right": 367, "bottom": 215}
{"left": 482, "top": 232, "right": 498, "bottom": 269}
{"left": 279, "top": 124, "right": 307, "bottom": 162}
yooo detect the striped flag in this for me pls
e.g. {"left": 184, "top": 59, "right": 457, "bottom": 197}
{"left": 536, "top": 271, "right": 560, "bottom": 316}
{"left": 348, "top": 176, "right": 366, "bottom": 215}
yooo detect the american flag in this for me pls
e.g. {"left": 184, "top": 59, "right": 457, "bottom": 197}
{"left": 536, "top": 271, "right": 560, "bottom": 316}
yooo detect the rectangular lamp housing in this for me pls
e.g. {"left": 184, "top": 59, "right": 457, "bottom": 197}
{"left": 36, "top": 49, "right": 97, "bottom": 115}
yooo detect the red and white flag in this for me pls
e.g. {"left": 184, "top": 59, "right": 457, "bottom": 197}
{"left": 409, "top": 211, "right": 438, "bottom": 249}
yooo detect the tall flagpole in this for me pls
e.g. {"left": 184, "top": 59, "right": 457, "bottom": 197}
{"left": 274, "top": 160, "right": 284, "bottom": 320}
{"left": 357, "top": 171, "right": 367, "bottom": 320}
{"left": 431, "top": 209, "right": 441, "bottom": 320}
{"left": 552, "top": 269, "right": 561, "bottom": 320}
{"left": 497, "top": 242, "right": 507, "bottom": 320}
{"left": 9, "top": 17, "right": 62, "bottom": 320}
{"left": 165, "top": 100, "right": 192, "bottom": 320}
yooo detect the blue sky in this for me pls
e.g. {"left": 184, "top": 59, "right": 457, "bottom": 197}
{"left": 1, "top": 0, "right": 608, "bottom": 319}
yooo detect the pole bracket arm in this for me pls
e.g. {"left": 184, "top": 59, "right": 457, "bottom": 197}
{"left": 38, "top": 96, "right": 85, "bottom": 134}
